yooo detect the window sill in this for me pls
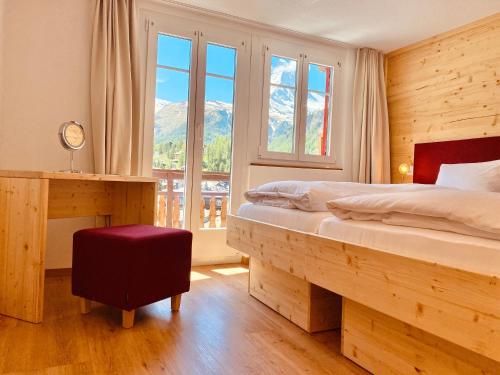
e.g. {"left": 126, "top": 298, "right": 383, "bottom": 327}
{"left": 250, "top": 161, "right": 343, "bottom": 171}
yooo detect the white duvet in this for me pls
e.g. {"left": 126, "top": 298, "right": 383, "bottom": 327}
{"left": 244, "top": 180, "right": 435, "bottom": 211}
{"left": 326, "top": 189, "right": 500, "bottom": 241}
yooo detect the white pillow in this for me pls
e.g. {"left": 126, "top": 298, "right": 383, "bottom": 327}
{"left": 435, "top": 159, "right": 500, "bottom": 192}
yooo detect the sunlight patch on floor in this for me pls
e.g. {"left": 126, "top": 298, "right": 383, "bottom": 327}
{"left": 211, "top": 267, "right": 249, "bottom": 276}
{"left": 190, "top": 271, "right": 211, "bottom": 281}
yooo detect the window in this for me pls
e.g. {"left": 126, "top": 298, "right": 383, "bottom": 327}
{"left": 260, "top": 42, "right": 339, "bottom": 164}
{"left": 303, "top": 63, "right": 333, "bottom": 157}
{"left": 267, "top": 56, "right": 298, "bottom": 154}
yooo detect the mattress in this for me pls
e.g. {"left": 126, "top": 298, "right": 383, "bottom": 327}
{"left": 319, "top": 217, "right": 500, "bottom": 277}
{"left": 237, "top": 203, "right": 332, "bottom": 233}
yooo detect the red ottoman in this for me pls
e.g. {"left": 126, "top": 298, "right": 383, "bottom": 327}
{"left": 72, "top": 224, "right": 192, "bottom": 328}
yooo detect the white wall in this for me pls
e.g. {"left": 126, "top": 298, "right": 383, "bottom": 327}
{"left": 0, "top": 0, "right": 95, "bottom": 269}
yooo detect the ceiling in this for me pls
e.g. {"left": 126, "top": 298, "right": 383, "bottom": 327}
{"left": 166, "top": 0, "right": 500, "bottom": 52}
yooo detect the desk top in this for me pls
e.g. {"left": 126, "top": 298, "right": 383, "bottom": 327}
{"left": 0, "top": 170, "right": 157, "bottom": 183}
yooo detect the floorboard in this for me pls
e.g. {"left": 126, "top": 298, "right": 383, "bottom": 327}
{"left": 0, "top": 264, "right": 366, "bottom": 375}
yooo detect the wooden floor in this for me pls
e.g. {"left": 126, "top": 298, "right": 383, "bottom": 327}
{"left": 0, "top": 264, "right": 366, "bottom": 375}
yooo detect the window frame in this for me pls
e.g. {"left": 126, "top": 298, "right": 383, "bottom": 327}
{"left": 259, "top": 40, "right": 342, "bottom": 165}
{"left": 298, "top": 52, "right": 339, "bottom": 164}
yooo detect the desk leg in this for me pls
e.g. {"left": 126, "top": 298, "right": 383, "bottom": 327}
{"left": 0, "top": 177, "right": 49, "bottom": 323}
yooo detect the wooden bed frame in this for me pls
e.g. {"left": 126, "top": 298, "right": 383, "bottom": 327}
{"left": 227, "top": 137, "right": 500, "bottom": 374}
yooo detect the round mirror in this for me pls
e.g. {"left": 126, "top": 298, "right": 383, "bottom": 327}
{"left": 59, "top": 121, "right": 85, "bottom": 150}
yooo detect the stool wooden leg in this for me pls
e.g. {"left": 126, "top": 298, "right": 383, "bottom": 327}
{"left": 80, "top": 298, "right": 91, "bottom": 314}
{"left": 171, "top": 294, "right": 182, "bottom": 312}
{"left": 122, "top": 310, "right": 135, "bottom": 329}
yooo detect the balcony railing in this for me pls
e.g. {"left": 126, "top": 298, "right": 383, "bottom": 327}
{"left": 153, "top": 168, "right": 230, "bottom": 229}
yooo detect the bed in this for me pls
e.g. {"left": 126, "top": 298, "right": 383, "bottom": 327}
{"left": 227, "top": 136, "right": 500, "bottom": 374}
{"left": 237, "top": 203, "right": 331, "bottom": 233}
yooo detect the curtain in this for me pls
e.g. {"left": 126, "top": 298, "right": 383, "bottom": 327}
{"left": 352, "top": 48, "right": 391, "bottom": 184}
{"left": 91, "top": 0, "right": 142, "bottom": 175}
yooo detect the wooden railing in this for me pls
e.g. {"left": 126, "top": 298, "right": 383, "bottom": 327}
{"left": 153, "top": 168, "right": 230, "bottom": 229}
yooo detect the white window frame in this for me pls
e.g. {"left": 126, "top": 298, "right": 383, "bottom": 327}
{"left": 259, "top": 39, "right": 342, "bottom": 165}
{"left": 298, "top": 50, "right": 340, "bottom": 164}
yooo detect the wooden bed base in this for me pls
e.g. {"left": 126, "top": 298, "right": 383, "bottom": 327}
{"left": 249, "top": 258, "right": 342, "bottom": 332}
{"left": 227, "top": 215, "right": 500, "bottom": 374}
{"left": 343, "top": 299, "right": 499, "bottom": 374}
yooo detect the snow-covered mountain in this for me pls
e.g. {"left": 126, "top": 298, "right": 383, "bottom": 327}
{"left": 155, "top": 99, "right": 170, "bottom": 113}
{"left": 266, "top": 85, "right": 325, "bottom": 152}
{"left": 154, "top": 71, "right": 325, "bottom": 154}
{"left": 154, "top": 100, "right": 234, "bottom": 145}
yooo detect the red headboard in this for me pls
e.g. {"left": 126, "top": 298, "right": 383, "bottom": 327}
{"left": 413, "top": 136, "right": 500, "bottom": 184}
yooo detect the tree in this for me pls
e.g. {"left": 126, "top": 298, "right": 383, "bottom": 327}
{"left": 203, "top": 135, "right": 231, "bottom": 173}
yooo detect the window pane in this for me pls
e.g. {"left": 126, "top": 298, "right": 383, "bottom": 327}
{"left": 154, "top": 67, "right": 190, "bottom": 229}
{"left": 155, "top": 68, "right": 189, "bottom": 102}
{"left": 267, "top": 86, "right": 295, "bottom": 153}
{"left": 154, "top": 68, "right": 190, "bottom": 168}
{"left": 308, "top": 63, "right": 332, "bottom": 92}
{"left": 270, "top": 56, "right": 297, "bottom": 87}
{"left": 206, "top": 44, "right": 236, "bottom": 78}
{"left": 201, "top": 46, "right": 236, "bottom": 229}
{"left": 202, "top": 76, "right": 234, "bottom": 175}
{"left": 204, "top": 75, "right": 235, "bottom": 104}
{"left": 304, "top": 63, "right": 333, "bottom": 156}
{"left": 154, "top": 34, "right": 193, "bottom": 230}
{"left": 157, "top": 34, "right": 191, "bottom": 70}
{"left": 305, "top": 92, "right": 330, "bottom": 156}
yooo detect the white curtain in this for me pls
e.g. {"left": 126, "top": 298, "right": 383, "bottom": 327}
{"left": 91, "top": 0, "right": 142, "bottom": 175}
{"left": 352, "top": 48, "right": 391, "bottom": 184}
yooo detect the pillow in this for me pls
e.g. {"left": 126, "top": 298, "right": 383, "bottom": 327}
{"left": 435, "top": 159, "right": 500, "bottom": 192}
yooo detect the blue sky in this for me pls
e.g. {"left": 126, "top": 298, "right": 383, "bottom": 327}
{"left": 156, "top": 35, "right": 236, "bottom": 103}
{"left": 155, "top": 34, "right": 330, "bottom": 104}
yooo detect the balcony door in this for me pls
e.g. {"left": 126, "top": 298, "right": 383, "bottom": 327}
{"left": 144, "top": 17, "right": 249, "bottom": 262}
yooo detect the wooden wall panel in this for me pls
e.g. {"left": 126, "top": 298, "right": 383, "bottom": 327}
{"left": 386, "top": 13, "right": 500, "bottom": 182}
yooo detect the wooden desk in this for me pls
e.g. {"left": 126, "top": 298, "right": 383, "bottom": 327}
{"left": 0, "top": 171, "right": 157, "bottom": 323}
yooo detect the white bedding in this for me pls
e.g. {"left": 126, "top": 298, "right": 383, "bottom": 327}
{"left": 244, "top": 181, "right": 435, "bottom": 211}
{"left": 327, "top": 188, "right": 500, "bottom": 241}
{"left": 237, "top": 203, "right": 331, "bottom": 233}
{"left": 319, "top": 217, "right": 500, "bottom": 277}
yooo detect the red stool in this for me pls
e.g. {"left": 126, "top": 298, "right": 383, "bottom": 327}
{"left": 72, "top": 224, "right": 192, "bottom": 328}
